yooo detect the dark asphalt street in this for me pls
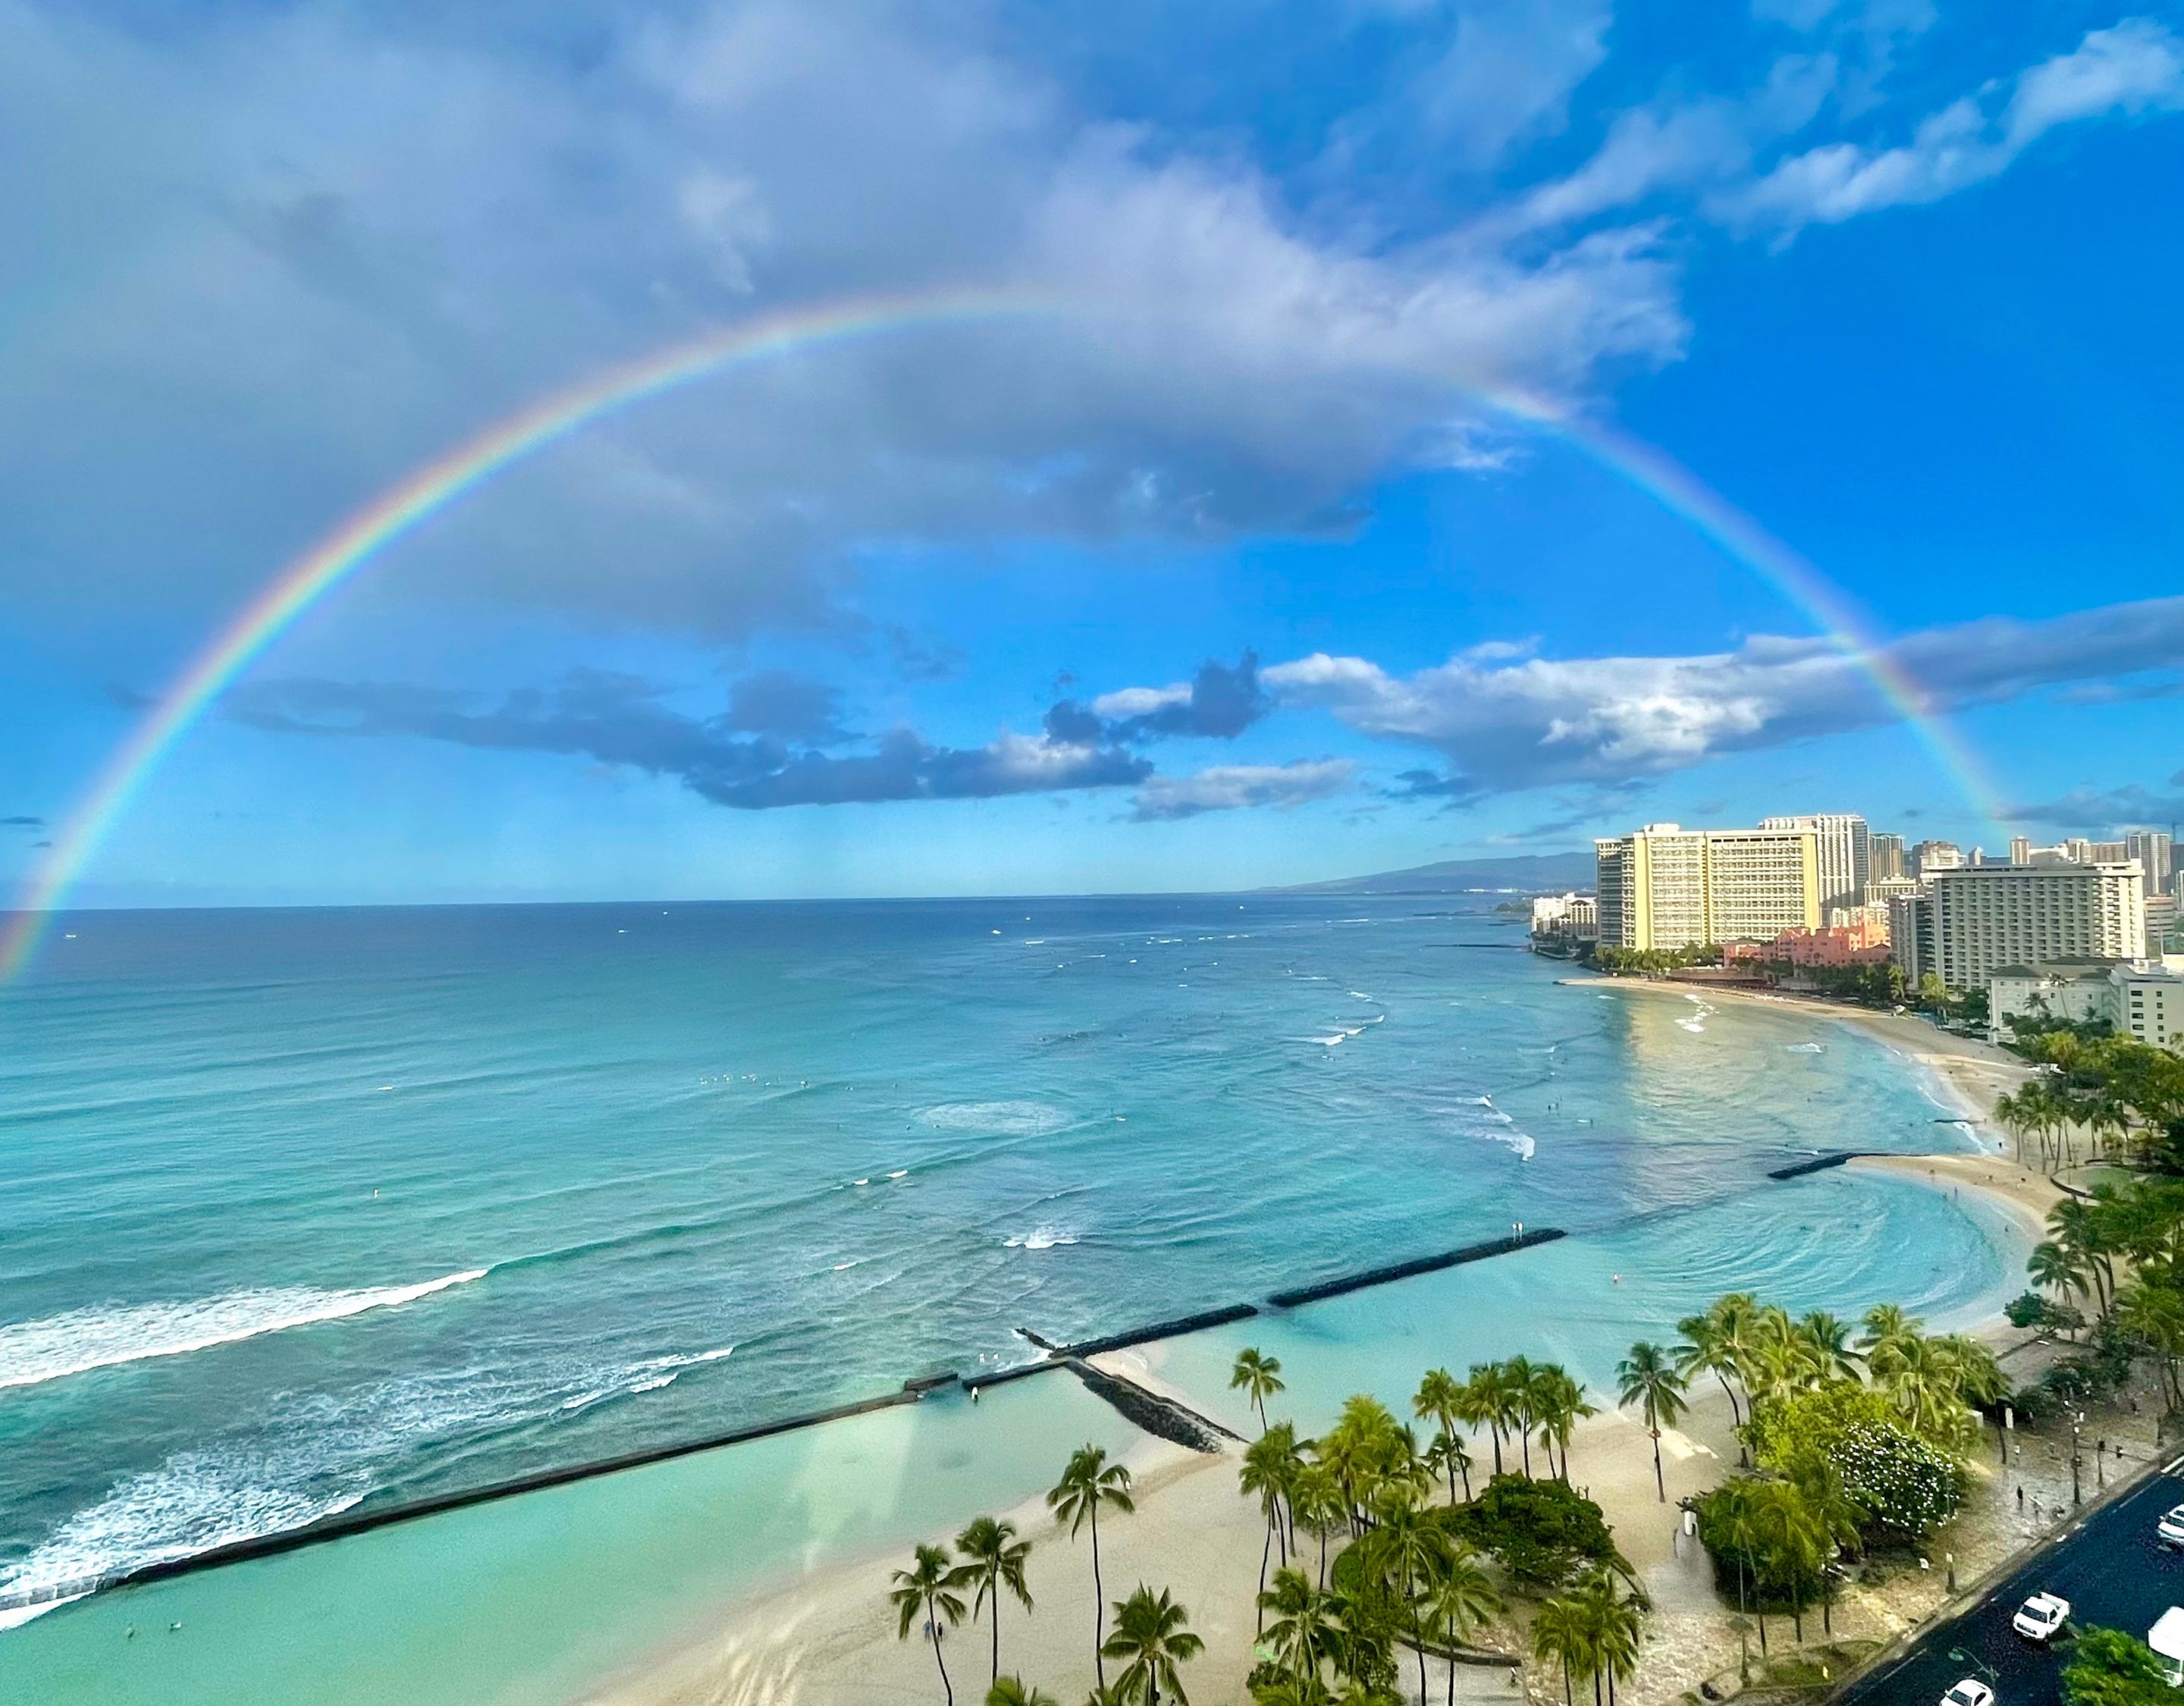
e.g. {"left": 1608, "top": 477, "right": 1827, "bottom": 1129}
{"left": 1837, "top": 1459, "right": 2184, "bottom": 1706}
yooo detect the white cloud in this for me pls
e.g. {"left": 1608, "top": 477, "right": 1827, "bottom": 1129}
{"left": 1725, "top": 17, "right": 2184, "bottom": 229}
{"left": 1414, "top": 0, "right": 1612, "bottom": 166}
{"left": 1264, "top": 593, "right": 2184, "bottom": 795}
{"left": 0, "top": 0, "right": 1685, "bottom": 641}
{"left": 1131, "top": 760, "right": 1356, "bottom": 821}
{"left": 1090, "top": 684, "right": 1191, "bottom": 720}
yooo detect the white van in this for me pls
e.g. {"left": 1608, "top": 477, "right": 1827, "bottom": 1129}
{"left": 2147, "top": 1607, "right": 2184, "bottom": 1687}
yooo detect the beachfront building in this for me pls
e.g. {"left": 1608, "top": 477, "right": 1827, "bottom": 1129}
{"left": 1530, "top": 892, "right": 1599, "bottom": 946}
{"left": 1890, "top": 890, "right": 1935, "bottom": 981}
{"left": 1988, "top": 961, "right": 2120, "bottom": 1040}
{"left": 1594, "top": 823, "right": 1820, "bottom": 951}
{"left": 1724, "top": 917, "right": 1893, "bottom": 969}
{"left": 1990, "top": 956, "right": 2184, "bottom": 1049}
{"left": 1910, "top": 839, "right": 1964, "bottom": 876}
{"left": 1760, "top": 813, "right": 1870, "bottom": 914}
{"left": 1928, "top": 861, "right": 2147, "bottom": 993}
{"left": 2119, "top": 961, "right": 2184, "bottom": 1047}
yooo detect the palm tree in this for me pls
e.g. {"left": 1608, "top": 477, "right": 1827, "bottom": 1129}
{"left": 954, "top": 1516, "right": 1034, "bottom": 1686}
{"left": 1748, "top": 1482, "right": 1826, "bottom": 1644}
{"left": 1457, "top": 1366, "right": 1504, "bottom": 1476}
{"left": 1242, "top": 1429, "right": 1297, "bottom": 1617}
{"left": 1531, "top": 1594, "right": 1595, "bottom": 1706}
{"left": 1858, "top": 1303, "right": 1922, "bottom": 1365}
{"left": 1102, "top": 1585, "right": 1203, "bottom": 1706}
{"left": 986, "top": 1679, "right": 1058, "bottom": 1706}
{"left": 1793, "top": 1312, "right": 1862, "bottom": 1382}
{"left": 1674, "top": 1314, "right": 1743, "bottom": 1430}
{"left": 1615, "top": 1341, "right": 1689, "bottom": 1502}
{"left": 1423, "top": 1543, "right": 1501, "bottom": 1706}
{"left": 2048, "top": 1199, "right": 2117, "bottom": 1319}
{"left": 1289, "top": 1462, "right": 1344, "bottom": 1589}
{"left": 1424, "top": 1428, "right": 1474, "bottom": 1504}
{"left": 1363, "top": 1485, "right": 1453, "bottom": 1706}
{"left": 1048, "top": 1445, "right": 1136, "bottom": 1689}
{"left": 1536, "top": 1367, "right": 1596, "bottom": 1482}
{"left": 1414, "top": 1369, "right": 1467, "bottom": 1499}
{"left": 892, "top": 1541, "right": 968, "bottom": 1706}
{"left": 1232, "top": 1347, "right": 1287, "bottom": 1434}
{"left": 1258, "top": 1566, "right": 1337, "bottom": 1686}
{"left": 1577, "top": 1570, "right": 1645, "bottom": 1706}
{"left": 1502, "top": 1355, "right": 1539, "bottom": 1475}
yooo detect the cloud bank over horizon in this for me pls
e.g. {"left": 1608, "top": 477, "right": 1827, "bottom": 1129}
{"left": 221, "top": 594, "right": 2184, "bottom": 826}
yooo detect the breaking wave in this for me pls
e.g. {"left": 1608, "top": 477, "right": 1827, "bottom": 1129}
{"left": 0, "top": 1270, "right": 489, "bottom": 1394}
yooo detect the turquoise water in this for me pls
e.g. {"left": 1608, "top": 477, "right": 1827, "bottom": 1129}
{"left": 0, "top": 893, "right": 2016, "bottom": 1695}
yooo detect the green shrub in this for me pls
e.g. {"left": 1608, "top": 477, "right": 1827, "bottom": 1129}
{"left": 1443, "top": 1473, "right": 1624, "bottom": 1588}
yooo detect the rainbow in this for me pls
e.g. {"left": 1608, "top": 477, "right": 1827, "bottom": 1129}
{"left": 1508, "top": 398, "right": 2018, "bottom": 838}
{"left": 1, "top": 292, "right": 2011, "bottom": 983}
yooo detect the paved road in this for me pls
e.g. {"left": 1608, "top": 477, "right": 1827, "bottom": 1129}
{"left": 1838, "top": 1460, "right": 2184, "bottom": 1706}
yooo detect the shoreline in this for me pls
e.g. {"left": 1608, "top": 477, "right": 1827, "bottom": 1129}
{"left": 1570, "top": 973, "right": 2034, "bottom": 1143}
{"left": 573, "top": 991, "right": 2056, "bottom": 1706}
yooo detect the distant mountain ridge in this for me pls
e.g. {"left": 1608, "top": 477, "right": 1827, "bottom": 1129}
{"left": 1272, "top": 852, "right": 1595, "bottom": 895}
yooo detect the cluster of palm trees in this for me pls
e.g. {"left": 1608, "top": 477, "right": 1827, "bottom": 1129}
{"left": 2037, "top": 1175, "right": 2184, "bottom": 1411}
{"left": 889, "top": 1290, "right": 2009, "bottom": 1705}
{"left": 1528, "top": 1570, "right": 1648, "bottom": 1706}
{"left": 1651, "top": 1291, "right": 2010, "bottom": 1676}
{"left": 1227, "top": 1353, "right": 1595, "bottom": 1598}
{"left": 1668, "top": 1293, "right": 2003, "bottom": 1456}
{"left": 1228, "top": 1353, "right": 1508, "bottom": 1706}
{"left": 890, "top": 1441, "right": 1205, "bottom": 1706}
{"left": 889, "top": 1515, "right": 1034, "bottom": 1706}
{"left": 1995, "top": 1029, "right": 2184, "bottom": 1171}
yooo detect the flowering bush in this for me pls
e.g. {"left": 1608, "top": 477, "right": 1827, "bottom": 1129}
{"left": 1748, "top": 1386, "right": 1963, "bottom": 1542}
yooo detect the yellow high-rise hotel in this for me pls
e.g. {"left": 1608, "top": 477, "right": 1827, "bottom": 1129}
{"left": 1594, "top": 823, "right": 1822, "bottom": 951}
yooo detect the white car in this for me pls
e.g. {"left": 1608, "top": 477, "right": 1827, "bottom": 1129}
{"left": 1942, "top": 1679, "right": 1995, "bottom": 1706}
{"left": 2159, "top": 1505, "right": 2184, "bottom": 1549}
{"left": 2012, "top": 1593, "right": 2070, "bottom": 1643}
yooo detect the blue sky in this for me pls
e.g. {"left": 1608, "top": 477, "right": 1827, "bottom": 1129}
{"left": 4, "top": 0, "right": 2183, "bottom": 905}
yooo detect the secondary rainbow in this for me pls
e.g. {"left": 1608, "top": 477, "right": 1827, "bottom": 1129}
{"left": 2, "top": 296, "right": 2010, "bottom": 983}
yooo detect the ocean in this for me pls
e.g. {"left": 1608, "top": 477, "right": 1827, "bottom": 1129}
{"left": 0, "top": 893, "right": 2014, "bottom": 1665}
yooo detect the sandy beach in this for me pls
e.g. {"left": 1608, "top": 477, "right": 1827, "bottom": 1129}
{"left": 578, "top": 985, "right": 2059, "bottom": 1706}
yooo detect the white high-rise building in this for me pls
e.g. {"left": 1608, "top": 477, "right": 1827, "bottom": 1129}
{"left": 1928, "top": 861, "right": 2147, "bottom": 991}
{"left": 1594, "top": 823, "right": 1820, "bottom": 951}
{"left": 1890, "top": 892, "right": 1934, "bottom": 982}
{"left": 1911, "top": 840, "right": 1964, "bottom": 876}
{"left": 1760, "top": 814, "right": 1870, "bottom": 914}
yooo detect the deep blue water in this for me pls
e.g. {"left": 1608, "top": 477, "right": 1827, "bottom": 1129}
{"left": 0, "top": 894, "right": 1982, "bottom": 1604}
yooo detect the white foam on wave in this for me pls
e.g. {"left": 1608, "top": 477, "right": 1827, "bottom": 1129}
{"left": 1004, "top": 1225, "right": 1080, "bottom": 1251}
{"left": 623, "top": 1345, "right": 734, "bottom": 1397}
{"left": 921, "top": 1101, "right": 1070, "bottom": 1136}
{"left": 0, "top": 1593, "right": 86, "bottom": 1631}
{"left": 0, "top": 1456, "right": 367, "bottom": 1609}
{"left": 1785, "top": 1042, "right": 1825, "bottom": 1054}
{"left": 0, "top": 1342, "right": 742, "bottom": 1608}
{"left": 0, "top": 1269, "right": 489, "bottom": 1394}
